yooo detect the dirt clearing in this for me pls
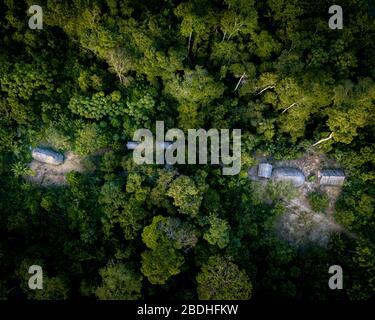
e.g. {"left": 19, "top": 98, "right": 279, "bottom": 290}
{"left": 25, "top": 152, "right": 86, "bottom": 186}
{"left": 253, "top": 152, "right": 346, "bottom": 247}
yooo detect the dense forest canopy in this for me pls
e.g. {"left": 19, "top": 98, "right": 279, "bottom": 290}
{"left": 0, "top": 0, "right": 374, "bottom": 300}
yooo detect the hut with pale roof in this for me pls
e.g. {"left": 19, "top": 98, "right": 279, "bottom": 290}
{"left": 272, "top": 167, "right": 305, "bottom": 187}
{"left": 126, "top": 141, "right": 139, "bottom": 150}
{"left": 258, "top": 163, "right": 273, "bottom": 179}
{"left": 126, "top": 141, "right": 173, "bottom": 150}
{"left": 319, "top": 169, "right": 345, "bottom": 186}
{"left": 31, "top": 148, "right": 64, "bottom": 165}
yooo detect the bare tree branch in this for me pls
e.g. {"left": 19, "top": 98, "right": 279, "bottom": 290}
{"left": 234, "top": 72, "right": 246, "bottom": 92}
{"left": 312, "top": 132, "right": 334, "bottom": 147}
{"left": 281, "top": 102, "right": 298, "bottom": 114}
{"left": 187, "top": 32, "right": 192, "bottom": 56}
{"left": 255, "top": 85, "right": 275, "bottom": 96}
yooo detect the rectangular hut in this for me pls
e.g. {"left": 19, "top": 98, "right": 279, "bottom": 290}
{"left": 319, "top": 169, "right": 345, "bottom": 186}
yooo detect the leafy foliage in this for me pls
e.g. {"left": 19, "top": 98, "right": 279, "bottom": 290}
{"left": 308, "top": 191, "right": 330, "bottom": 212}
{"left": 95, "top": 262, "right": 143, "bottom": 300}
{"left": 0, "top": 0, "right": 374, "bottom": 302}
{"left": 196, "top": 255, "right": 252, "bottom": 300}
{"left": 69, "top": 91, "right": 126, "bottom": 120}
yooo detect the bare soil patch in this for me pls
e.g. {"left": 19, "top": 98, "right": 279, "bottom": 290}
{"left": 275, "top": 153, "right": 344, "bottom": 247}
{"left": 252, "top": 152, "right": 346, "bottom": 247}
{"left": 277, "top": 198, "right": 343, "bottom": 247}
{"left": 25, "top": 152, "right": 86, "bottom": 186}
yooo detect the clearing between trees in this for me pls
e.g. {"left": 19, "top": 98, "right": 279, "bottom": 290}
{"left": 250, "top": 152, "right": 347, "bottom": 247}
{"left": 26, "top": 151, "right": 85, "bottom": 186}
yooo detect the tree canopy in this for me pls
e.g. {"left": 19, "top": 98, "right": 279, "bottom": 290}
{"left": 0, "top": 0, "right": 374, "bottom": 301}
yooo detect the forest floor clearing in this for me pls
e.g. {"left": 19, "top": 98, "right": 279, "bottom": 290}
{"left": 277, "top": 197, "right": 343, "bottom": 247}
{"left": 25, "top": 141, "right": 113, "bottom": 186}
{"left": 258, "top": 152, "right": 346, "bottom": 247}
{"left": 25, "top": 151, "right": 86, "bottom": 186}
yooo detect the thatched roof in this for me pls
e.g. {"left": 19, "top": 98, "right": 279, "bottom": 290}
{"left": 319, "top": 169, "right": 345, "bottom": 186}
{"left": 31, "top": 148, "right": 64, "bottom": 165}
{"left": 272, "top": 167, "right": 305, "bottom": 187}
{"left": 258, "top": 163, "right": 272, "bottom": 178}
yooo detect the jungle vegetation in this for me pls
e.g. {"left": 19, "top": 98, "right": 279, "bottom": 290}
{"left": 0, "top": 0, "right": 374, "bottom": 301}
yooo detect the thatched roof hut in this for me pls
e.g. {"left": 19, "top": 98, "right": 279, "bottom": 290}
{"left": 258, "top": 163, "right": 272, "bottom": 178}
{"left": 272, "top": 167, "right": 305, "bottom": 187}
{"left": 31, "top": 148, "right": 64, "bottom": 165}
{"left": 319, "top": 169, "right": 345, "bottom": 186}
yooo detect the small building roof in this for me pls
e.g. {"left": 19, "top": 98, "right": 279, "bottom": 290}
{"left": 258, "top": 163, "right": 272, "bottom": 178}
{"left": 156, "top": 141, "right": 173, "bottom": 150}
{"left": 126, "top": 141, "right": 139, "bottom": 150}
{"left": 126, "top": 141, "right": 173, "bottom": 150}
{"left": 319, "top": 169, "right": 345, "bottom": 186}
{"left": 31, "top": 148, "right": 64, "bottom": 165}
{"left": 272, "top": 167, "right": 305, "bottom": 187}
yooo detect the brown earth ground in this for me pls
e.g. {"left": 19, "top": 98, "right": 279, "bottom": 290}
{"left": 252, "top": 151, "right": 348, "bottom": 247}
{"left": 25, "top": 147, "right": 111, "bottom": 187}
{"left": 25, "top": 151, "right": 85, "bottom": 186}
